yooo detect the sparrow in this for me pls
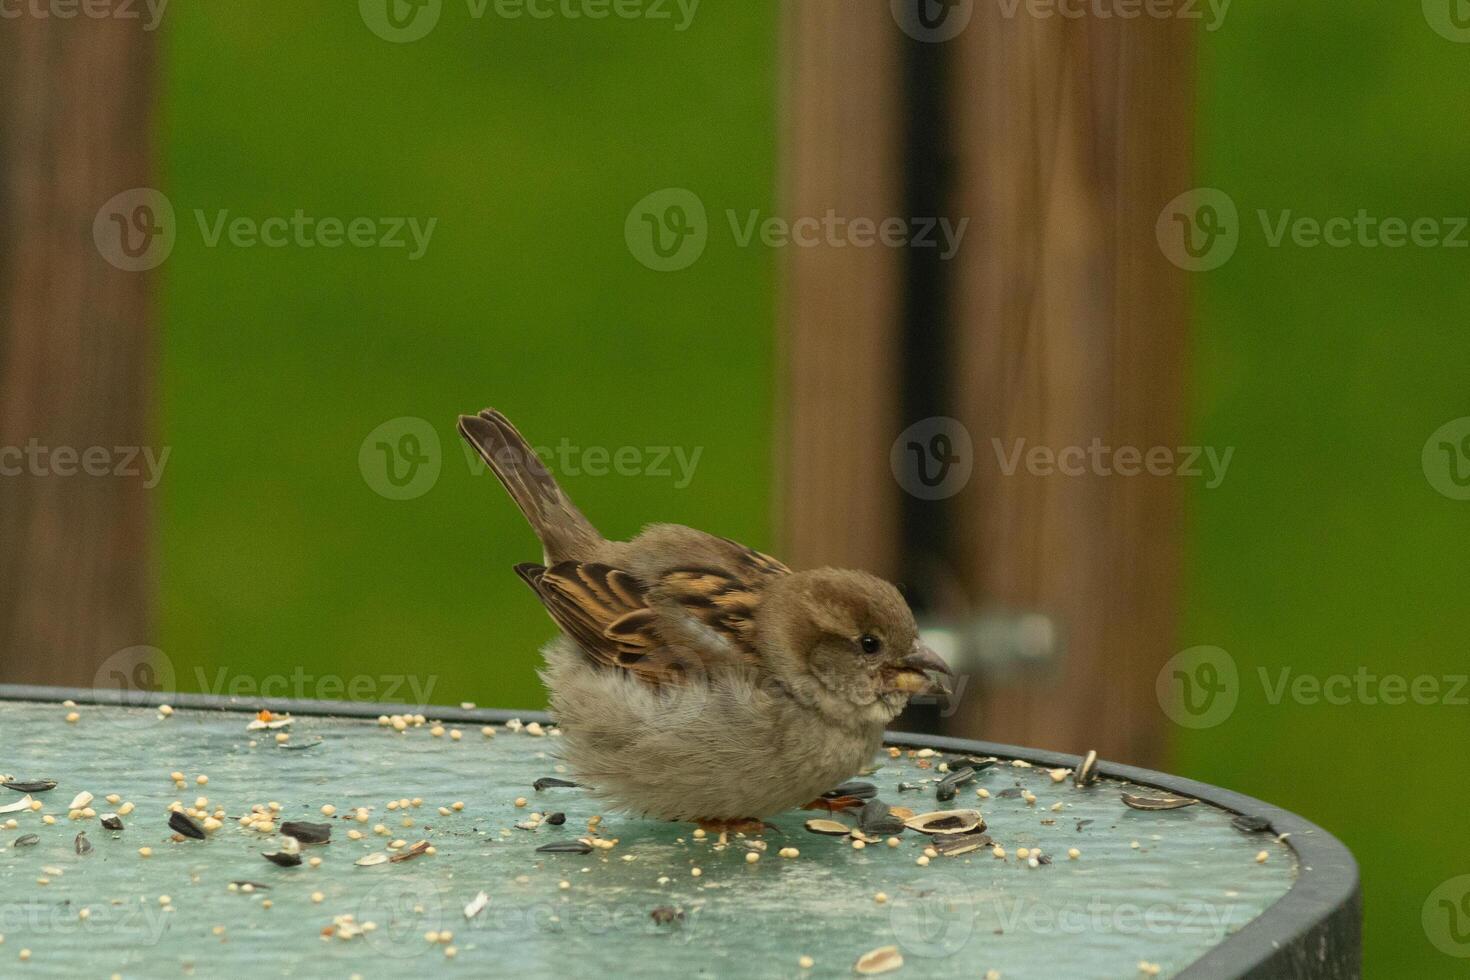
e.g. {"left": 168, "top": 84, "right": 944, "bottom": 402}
{"left": 458, "top": 408, "right": 952, "bottom": 832}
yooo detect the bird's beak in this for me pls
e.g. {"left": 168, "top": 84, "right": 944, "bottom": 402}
{"left": 884, "top": 642, "right": 954, "bottom": 696}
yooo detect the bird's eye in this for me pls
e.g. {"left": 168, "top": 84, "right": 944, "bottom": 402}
{"left": 859, "top": 634, "right": 882, "bottom": 655}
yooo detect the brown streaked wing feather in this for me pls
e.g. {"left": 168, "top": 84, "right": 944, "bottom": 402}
{"left": 518, "top": 561, "right": 681, "bottom": 683}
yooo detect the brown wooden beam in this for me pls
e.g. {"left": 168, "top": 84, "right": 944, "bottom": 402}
{"left": 947, "top": 10, "right": 1195, "bottom": 768}
{"left": 0, "top": 16, "right": 159, "bottom": 685}
{"left": 776, "top": 0, "right": 906, "bottom": 579}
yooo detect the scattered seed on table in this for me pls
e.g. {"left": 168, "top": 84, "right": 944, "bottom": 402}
{"left": 745, "top": 851, "right": 759, "bottom": 864}
{"left": 992, "top": 846, "right": 1006, "bottom": 858}
{"left": 1255, "top": 850, "right": 1269, "bottom": 864}
{"left": 778, "top": 847, "right": 799, "bottom": 859}
{"left": 799, "top": 955, "right": 814, "bottom": 970}
{"left": 138, "top": 847, "right": 152, "bottom": 857}
{"left": 874, "top": 892, "right": 888, "bottom": 903}
{"left": 450, "top": 730, "right": 462, "bottom": 741}
{"left": 452, "top": 802, "right": 464, "bottom": 811}
{"left": 690, "top": 868, "right": 701, "bottom": 878}
{"left": 855, "top": 945, "right": 903, "bottom": 975}
{"left": 514, "top": 798, "right": 527, "bottom": 808}
{"left": 159, "top": 705, "right": 174, "bottom": 716}
{"left": 916, "top": 855, "right": 930, "bottom": 867}
{"left": 65, "top": 712, "right": 79, "bottom": 724}
{"left": 1069, "top": 848, "right": 1081, "bottom": 859}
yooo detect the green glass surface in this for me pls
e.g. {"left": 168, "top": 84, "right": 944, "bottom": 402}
{"left": 0, "top": 701, "right": 1293, "bottom": 977}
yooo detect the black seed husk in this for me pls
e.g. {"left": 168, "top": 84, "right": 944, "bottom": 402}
{"left": 997, "top": 788, "right": 1024, "bottom": 799}
{"left": 533, "top": 777, "right": 579, "bottom": 791}
{"left": 278, "top": 738, "right": 323, "bottom": 751}
{"left": 545, "top": 812, "right": 566, "bottom": 826}
{"left": 897, "top": 782, "right": 927, "bottom": 792}
{"left": 230, "top": 881, "right": 272, "bottom": 890}
{"left": 14, "top": 834, "right": 39, "bottom": 847}
{"left": 168, "top": 810, "right": 206, "bottom": 839}
{"left": 933, "top": 832, "right": 993, "bottom": 856}
{"left": 858, "top": 800, "right": 905, "bottom": 836}
{"left": 74, "top": 832, "right": 92, "bottom": 855}
{"left": 280, "top": 821, "right": 332, "bottom": 844}
{"left": 937, "top": 767, "right": 976, "bottom": 801}
{"left": 101, "top": 815, "right": 124, "bottom": 831}
{"left": 262, "top": 851, "right": 303, "bottom": 867}
{"left": 1231, "top": 814, "right": 1272, "bottom": 834}
{"left": 822, "top": 781, "right": 876, "bottom": 800}
{"left": 536, "top": 841, "right": 593, "bottom": 854}
{"left": 3, "top": 780, "right": 56, "bottom": 793}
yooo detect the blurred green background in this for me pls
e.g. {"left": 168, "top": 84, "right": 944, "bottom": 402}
{"left": 158, "top": 0, "right": 779, "bottom": 712}
{"left": 1179, "top": 4, "right": 1470, "bottom": 977}
{"left": 153, "top": 2, "right": 1465, "bottom": 976}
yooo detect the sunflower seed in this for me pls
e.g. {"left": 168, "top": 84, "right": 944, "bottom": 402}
{"left": 996, "top": 787, "right": 1023, "bottom": 799}
{"left": 0, "top": 795, "right": 34, "bottom": 814}
{"left": 903, "top": 810, "right": 985, "bottom": 835}
{"left": 933, "top": 832, "right": 993, "bottom": 856}
{"left": 464, "top": 891, "right": 490, "bottom": 919}
{"left": 355, "top": 852, "right": 390, "bottom": 866}
{"left": 1231, "top": 814, "right": 1272, "bottom": 834}
{"left": 936, "top": 767, "right": 976, "bottom": 801}
{"left": 100, "top": 814, "right": 124, "bottom": 831}
{"left": 280, "top": 821, "right": 332, "bottom": 845}
{"left": 897, "top": 782, "right": 928, "bottom": 792}
{"left": 1121, "top": 792, "right": 1198, "bottom": 811}
{"left": 536, "top": 841, "right": 593, "bottom": 854}
{"left": 855, "top": 945, "right": 904, "bottom": 975}
{"left": 14, "top": 834, "right": 39, "bottom": 847}
{"left": 74, "top": 832, "right": 92, "bottom": 855}
{"left": 803, "top": 819, "right": 853, "bottom": 836}
{"left": 858, "top": 800, "right": 905, "bottom": 837}
{"left": 168, "top": 811, "right": 206, "bottom": 840}
{"left": 390, "top": 840, "right": 431, "bottom": 863}
{"left": 3, "top": 780, "right": 56, "bottom": 794}
{"left": 650, "top": 906, "right": 684, "bottom": 925}
{"left": 68, "top": 791, "right": 94, "bottom": 810}
{"left": 822, "top": 781, "right": 876, "bottom": 801}
{"left": 263, "top": 850, "right": 303, "bottom": 867}
{"left": 533, "top": 777, "right": 579, "bottom": 791}
{"left": 1075, "top": 750, "right": 1099, "bottom": 787}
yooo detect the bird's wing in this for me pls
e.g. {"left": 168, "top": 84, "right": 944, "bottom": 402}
{"left": 516, "top": 545, "right": 790, "bottom": 685}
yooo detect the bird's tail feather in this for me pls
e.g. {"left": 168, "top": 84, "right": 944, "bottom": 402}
{"left": 457, "top": 409, "right": 601, "bottom": 563}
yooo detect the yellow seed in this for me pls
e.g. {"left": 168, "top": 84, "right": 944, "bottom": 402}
{"left": 196, "top": 775, "right": 208, "bottom": 786}
{"left": 916, "top": 855, "right": 930, "bottom": 867}
{"left": 692, "top": 828, "right": 706, "bottom": 839}
{"left": 481, "top": 726, "right": 495, "bottom": 737}
{"left": 158, "top": 896, "right": 171, "bottom": 906}
{"left": 799, "top": 954, "right": 815, "bottom": 969}
{"left": 138, "top": 847, "right": 152, "bottom": 857}
{"left": 118, "top": 802, "right": 135, "bottom": 816}
{"left": 1016, "top": 847, "right": 1030, "bottom": 860}
{"left": 874, "top": 892, "right": 888, "bottom": 904}
{"left": 321, "top": 805, "right": 336, "bottom": 817}
{"left": 992, "top": 846, "right": 1006, "bottom": 858}
{"left": 450, "top": 729, "right": 462, "bottom": 741}
{"left": 274, "top": 733, "right": 289, "bottom": 743}
{"left": 778, "top": 847, "right": 799, "bottom": 859}
{"left": 347, "top": 830, "right": 363, "bottom": 840}
{"left": 452, "top": 801, "right": 465, "bottom": 811}
{"left": 444, "top": 947, "right": 457, "bottom": 958}
{"left": 690, "top": 867, "right": 702, "bottom": 877}
{"left": 158, "top": 704, "right": 174, "bottom": 716}
{"left": 851, "top": 839, "right": 866, "bottom": 850}
{"left": 41, "top": 815, "right": 56, "bottom": 825}
{"left": 309, "top": 856, "right": 322, "bottom": 868}
{"left": 105, "top": 794, "right": 120, "bottom": 805}
{"left": 1068, "top": 848, "right": 1081, "bottom": 860}
{"left": 438, "top": 806, "right": 451, "bottom": 816}
{"left": 886, "top": 837, "right": 900, "bottom": 848}
{"left": 1255, "top": 850, "right": 1269, "bottom": 864}
{"left": 514, "top": 798, "right": 527, "bottom": 808}
{"left": 311, "top": 892, "right": 324, "bottom": 904}
{"left": 745, "top": 851, "right": 759, "bottom": 863}
{"left": 65, "top": 712, "right": 80, "bottom": 723}
{"left": 169, "top": 771, "right": 184, "bottom": 782}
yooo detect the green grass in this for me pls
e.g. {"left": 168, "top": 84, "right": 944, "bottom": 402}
{"left": 158, "top": 0, "right": 778, "bottom": 712}
{"left": 1181, "top": 4, "right": 1470, "bottom": 976}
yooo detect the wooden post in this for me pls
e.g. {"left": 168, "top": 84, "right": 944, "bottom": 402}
{"left": 776, "top": 0, "right": 907, "bottom": 579}
{"left": 0, "top": 17, "right": 159, "bottom": 685}
{"left": 947, "top": 10, "right": 1195, "bottom": 767}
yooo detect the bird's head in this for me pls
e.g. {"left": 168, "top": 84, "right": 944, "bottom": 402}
{"left": 756, "top": 568, "right": 952, "bottom": 727}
